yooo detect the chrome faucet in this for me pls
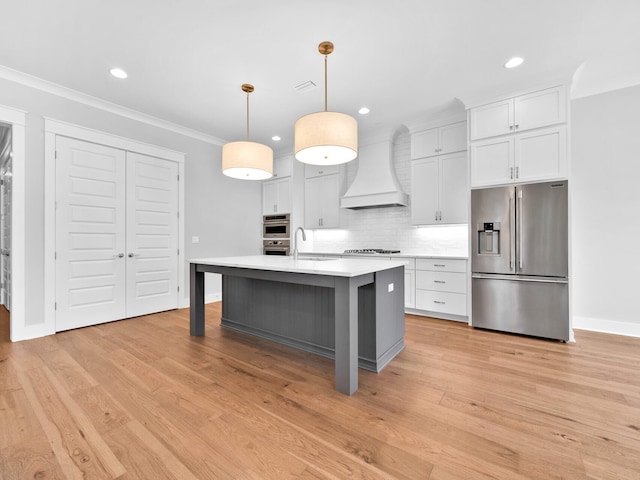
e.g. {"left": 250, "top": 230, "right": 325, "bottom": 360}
{"left": 293, "top": 226, "right": 306, "bottom": 261}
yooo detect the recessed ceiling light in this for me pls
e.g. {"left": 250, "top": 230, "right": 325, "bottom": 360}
{"left": 109, "top": 67, "right": 128, "bottom": 79}
{"left": 272, "top": 136, "right": 281, "bottom": 142}
{"left": 504, "top": 57, "right": 524, "bottom": 69}
{"left": 358, "top": 107, "right": 370, "bottom": 115}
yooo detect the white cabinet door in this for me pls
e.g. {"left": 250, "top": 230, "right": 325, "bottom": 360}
{"left": 470, "top": 136, "right": 514, "bottom": 187}
{"left": 272, "top": 154, "right": 292, "bottom": 178}
{"left": 404, "top": 269, "right": 415, "bottom": 309}
{"left": 305, "top": 175, "right": 339, "bottom": 228}
{"left": 276, "top": 178, "right": 291, "bottom": 214}
{"left": 514, "top": 86, "right": 566, "bottom": 132}
{"left": 262, "top": 181, "right": 277, "bottom": 215}
{"left": 439, "top": 122, "right": 467, "bottom": 154}
{"left": 262, "top": 178, "right": 291, "bottom": 214}
{"left": 411, "top": 158, "right": 439, "bottom": 225}
{"left": 411, "top": 122, "right": 466, "bottom": 158}
{"left": 305, "top": 164, "right": 339, "bottom": 178}
{"left": 125, "top": 152, "right": 179, "bottom": 318}
{"left": 439, "top": 152, "right": 468, "bottom": 224}
{"left": 55, "top": 137, "right": 127, "bottom": 331}
{"left": 411, "top": 128, "right": 439, "bottom": 158}
{"left": 515, "top": 126, "right": 567, "bottom": 182}
{"left": 469, "top": 99, "right": 514, "bottom": 140}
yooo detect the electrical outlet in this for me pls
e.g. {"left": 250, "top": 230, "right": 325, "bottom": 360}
{"left": 191, "top": 236, "right": 200, "bottom": 244}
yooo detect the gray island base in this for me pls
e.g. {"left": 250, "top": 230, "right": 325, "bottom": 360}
{"left": 189, "top": 256, "right": 406, "bottom": 395}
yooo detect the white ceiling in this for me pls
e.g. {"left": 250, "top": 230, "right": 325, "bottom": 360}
{"left": 1, "top": 0, "right": 640, "bottom": 150}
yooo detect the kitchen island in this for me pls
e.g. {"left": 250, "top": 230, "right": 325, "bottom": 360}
{"left": 189, "top": 255, "right": 406, "bottom": 395}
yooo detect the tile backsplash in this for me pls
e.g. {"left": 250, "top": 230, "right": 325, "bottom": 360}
{"left": 305, "top": 131, "right": 469, "bottom": 257}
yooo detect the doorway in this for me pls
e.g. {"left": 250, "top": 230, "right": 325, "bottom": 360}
{"left": 0, "top": 123, "right": 12, "bottom": 317}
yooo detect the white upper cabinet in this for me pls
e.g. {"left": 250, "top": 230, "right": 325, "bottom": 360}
{"left": 411, "top": 121, "right": 467, "bottom": 159}
{"left": 271, "top": 154, "right": 292, "bottom": 179}
{"left": 411, "top": 152, "right": 468, "bottom": 225}
{"left": 305, "top": 174, "right": 339, "bottom": 229}
{"left": 470, "top": 126, "right": 567, "bottom": 187}
{"left": 262, "top": 177, "right": 291, "bottom": 215}
{"left": 469, "top": 86, "right": 566, "bottom": 141}
{"left": 304, "top": 164, "right": 339, "bottom": 178}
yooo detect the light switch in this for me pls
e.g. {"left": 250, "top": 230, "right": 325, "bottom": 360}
{"left": 191, "top": 236, "right": 200, "bottom": 244}
{"left": 388, "top": 283, "right": 394, "bottom": 293}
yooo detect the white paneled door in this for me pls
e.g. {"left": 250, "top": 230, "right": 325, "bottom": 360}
{"left": 1, "top": 156, "right": 12, "bottom": 310}
{"left": 125, "top": 152, "right": 178, "bottom": 318}
{"left": 55, "top": 138, "right": 178, "bottom": 332}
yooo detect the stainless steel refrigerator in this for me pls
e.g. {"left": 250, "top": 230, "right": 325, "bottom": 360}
{"left": 471, "top": 180, "right": 570, "bottom": 341}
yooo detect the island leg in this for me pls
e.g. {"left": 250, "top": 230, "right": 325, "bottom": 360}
{"left": 334, "top": 277, "right": 358, "bottom": 395}
{"left": 190, "top": 263, "right": 205, "bottom": 336}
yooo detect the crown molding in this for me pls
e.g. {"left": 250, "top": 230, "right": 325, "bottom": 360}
{"left": 0, "top": 65, "right": 225, "bottom": 146}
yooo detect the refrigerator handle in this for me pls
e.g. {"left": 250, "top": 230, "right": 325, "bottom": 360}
{"left": 518, "top": 189, "right": 524, "bottom": 269}
{"left": 509, "top": 190, "right": 515, "bottom": 271}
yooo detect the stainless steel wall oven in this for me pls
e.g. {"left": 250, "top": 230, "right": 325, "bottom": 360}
{"left": 263, "top": 239, "right": 290, "bottom": 256}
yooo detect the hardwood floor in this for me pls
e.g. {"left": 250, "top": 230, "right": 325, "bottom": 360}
{"left": 1, "top": 304, "right": 640, "bottom": 479}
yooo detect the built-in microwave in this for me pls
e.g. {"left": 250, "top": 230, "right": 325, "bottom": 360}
{"left": 263, "top": 213, "right": 290, "bottom": 238}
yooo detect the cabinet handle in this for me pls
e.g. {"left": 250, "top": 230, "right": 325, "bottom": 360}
{"left": 434, "top": 300, "right": 446, "bottom": 305}
{"left": 433, "top": 264, "right": 446, "bottom": 267}
{"left": 515, "top": 124, "right": 519, "bottom": 129}
{"left": 114, "top": 253, "right": 124, "bottom": 258}
{"left": 128, "top": 253, "right": 138, "bottom": 258}
{"left": 515, "top": 166, "right": 519, "bottom": 179}
{"left": 434, "top": 280, "right": 445, "bottom": 284}
{"left": 318, "top": 170, "right": 324, "bottom": 174}
{"left": 509, "top": 125, "right": 514, "bottom": 130}
{"left": 510, "top": 167, "right": 514, "bottom": 179}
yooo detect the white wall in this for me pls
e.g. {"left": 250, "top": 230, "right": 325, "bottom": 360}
{"left": 307, "top": 131, "right": 469, "bottom": 256}
{"left": 571, "top": 84, "right": 640, "bottom": 337}
{"left": 0, "top": 76, "right": 262, "bottom": 336}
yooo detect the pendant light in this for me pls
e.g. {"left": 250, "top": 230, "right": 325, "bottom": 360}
{"left": 294, "top": 41, "right": 358, "bottom": 166}
{"left": 222, "top": 84, "right": 273, "bottom": 180}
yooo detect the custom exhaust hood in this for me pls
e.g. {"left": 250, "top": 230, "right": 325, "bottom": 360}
{"left": 340, "top": 130, "right": 408, "bottom": 209}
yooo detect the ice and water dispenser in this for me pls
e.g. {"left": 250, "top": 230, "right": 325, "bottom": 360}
{"left": 477, "top": 222, "right": 500, "bottom": 255}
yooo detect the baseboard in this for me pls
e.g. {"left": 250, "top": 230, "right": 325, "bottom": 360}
{"left": 205, "top": 293, "right": 222, "bottom": 304}
{"left": 573, "top": 316, "right": 640, "bottom": 338}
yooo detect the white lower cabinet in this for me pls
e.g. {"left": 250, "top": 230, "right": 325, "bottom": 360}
{"left": 415, "top": 258, "right": 467, "bottom": 318}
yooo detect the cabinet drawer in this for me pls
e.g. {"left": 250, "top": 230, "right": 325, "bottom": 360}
{"left": 416, "top": 258, "right": 466, "bottom": 273}
{"left": 416, "top": 271, "right": 466, "bottom": 294}
{"left": 416, "top": 290, "right": 467, "bottom": 316}
{"left": 305, "top": 165, "right": 339, "bottom": 178}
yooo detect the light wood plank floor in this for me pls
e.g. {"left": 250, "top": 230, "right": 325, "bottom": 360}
{"left": 1, "top": 304, "right": 640, "bottom": 479}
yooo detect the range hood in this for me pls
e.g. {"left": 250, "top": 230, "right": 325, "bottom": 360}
{"left": 341, "top": 131, "right": 408, "bottom": 209}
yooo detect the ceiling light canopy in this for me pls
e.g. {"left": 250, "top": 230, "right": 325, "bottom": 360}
{"left": 222, "top": 84, "right": 273, "bottom": 180}
{"left": 109, "top": 67, "right": 128, "bottom": 79}
{"left": 504, "top": 57, "right": 524, "bottom": 69}
{"left": 294, "top": 41, "right": 358, "bottom": 166}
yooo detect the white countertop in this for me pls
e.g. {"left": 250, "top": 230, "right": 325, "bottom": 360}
{"left": 189, "top": 255, "right": 407, "bottom": 277}
{"left": 299, "top": 251, "right": 468, "bottom": 260}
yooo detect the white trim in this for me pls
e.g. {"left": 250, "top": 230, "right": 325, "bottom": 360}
{"left": 44, "top": 118, "right": 185, "bottom": 163}
{"left": 573, "top": 316, "right": 640, "bottom": 338}
{"left": 0, "top": 106, "right": 29, "bottom": 341}
{"left": 0, "top": 65, "right": 224, "bottom": 146}
{"left": 44, "top": 122, "right": 187, "bottom": 337}
{"left": 205, "top": 293, "right": 222, "bottom": 304}
{"left": 403, "top": 112, "right": 467, "bottom": 134}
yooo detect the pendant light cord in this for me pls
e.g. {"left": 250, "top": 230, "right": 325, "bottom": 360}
{"left": 246, "top": 91, "right": 251, "bottom": 141}
{"left": 324, "top": 54, "right": 328, "bottom": 112}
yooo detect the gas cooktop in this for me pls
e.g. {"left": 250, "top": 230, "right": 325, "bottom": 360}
{"left": 344, "top": 249, "right": 401, "bottom": 254}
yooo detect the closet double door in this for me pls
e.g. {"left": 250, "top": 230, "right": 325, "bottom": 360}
{"left": 55, "top": 137, "right": 179, "bottom": 332}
